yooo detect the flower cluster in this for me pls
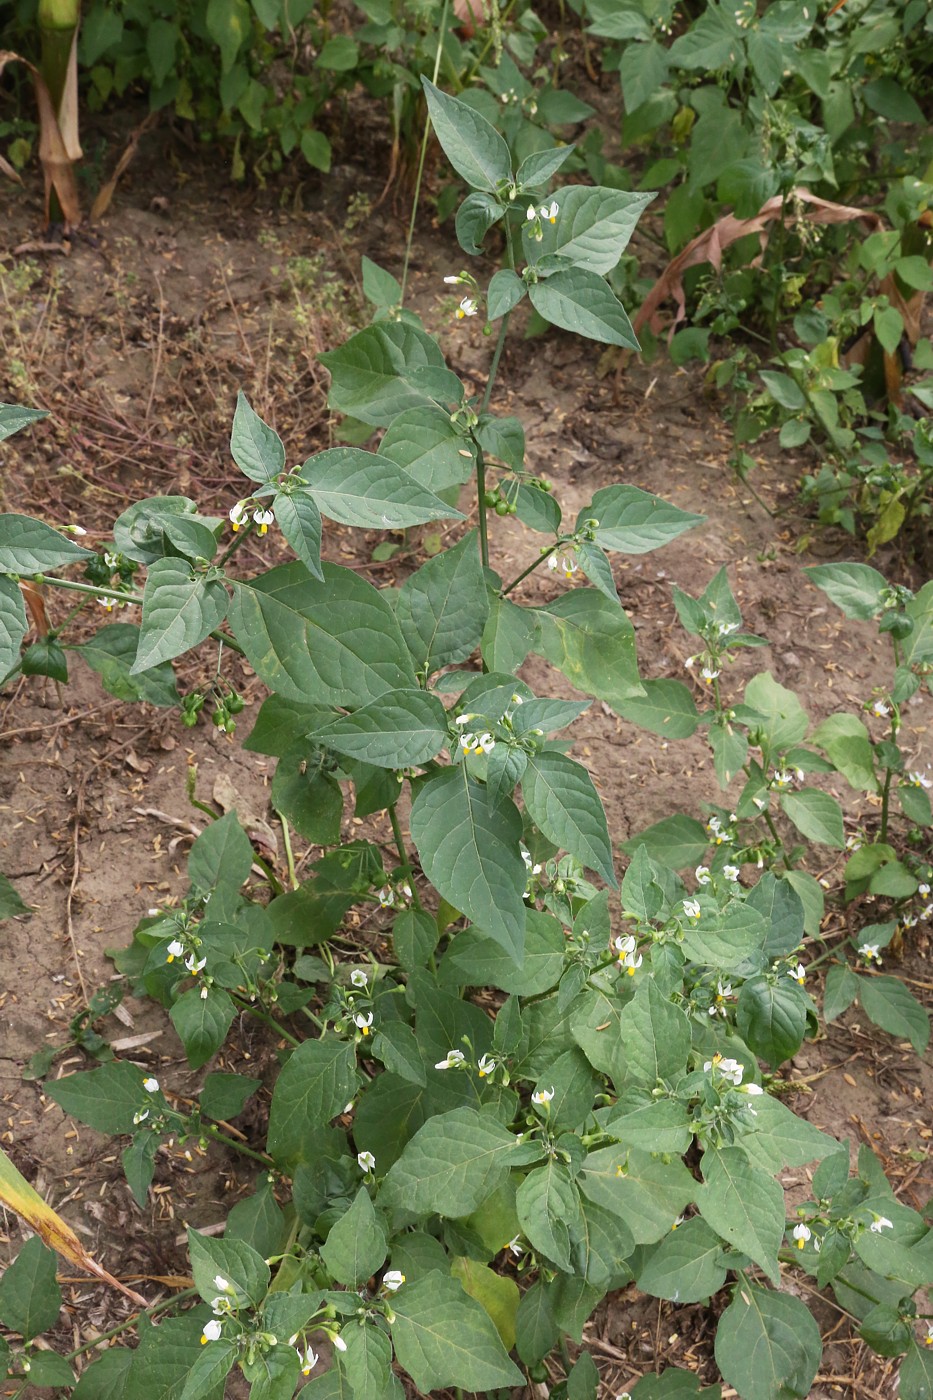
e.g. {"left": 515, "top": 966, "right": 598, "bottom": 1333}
{"left": 229, "top": 499, "right": 275, "bottom": 534}
{"left": 525, "top": 200, "right": 559, "bottom": 241}
{"left": 613, "top": 933, "right": 642, "bottom": 975}
{"left": 547, "top": 551, "right": 579, "bottom": 581}
{"left": 434, "top": 1049, "right": 497, "bottom": 1079}
{"left": 706, "top": 813, "right": 737, "bottom": 846}
{"left": 770, "top": 766, "right": 803, "bottom": 790}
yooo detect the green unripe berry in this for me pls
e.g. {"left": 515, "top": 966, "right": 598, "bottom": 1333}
{"left": 495, "top": 499, "right": 510, "bottom": 516}
{"left": 483, "top": 489, "right": 499, "bottom": 508}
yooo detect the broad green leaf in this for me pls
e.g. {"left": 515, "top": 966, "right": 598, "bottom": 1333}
{"left": 515, "top": 145, "right": 575, "bottom": 189}
{"left": 21, "top": 636, "right": 68, "bottom": 683}
{"left": 0, "top": 403, "right": 49, "bottom": 440}
{"left": 804, "top": 562, "right": 887, "bottom": 620}
{"left": 320, "top": 322, "right": 462, "bottom": 426}
{"left": 361, "top": 256, "right": 402, "bottom": 308}
{"left": 132, "top": 558, "right": 227, "bottom": 672}
{"left": 618, "top": 978, "right": 690, "bottom": 1086}
{"left": 481, "top": 592, "right": 538, "bottom": 674}
{"left": 605, "top": 1098, "right": 693, "bottom": 1155}
{"left": 535, "top": 588, "right": 642, "bottom": 707}
{"left": 824, "top": 963, "right": 859, "bottom": 1022}
{"left": 397, "top": 532, "right": 488, "bottom": 675}
{"left": 714, "top": 1284, "right": 821, "bottom": 1400}
{"left": 679, "top": 901, "right": 768, "bottom": 969}
{"left": 524, "top": 186, "right": 653, "bottom": 274}
{"left": 517, "top": 1160, "right": 582, "bottom": 1271}
{"left": 782, "top": 868, "right": 824, "bottom": 937}
{"left": 614, "top": 678, "right": 699, "bottom": 738}
{"left": 902, "top": 579, "right": 933, "bottom": 666}
{"left": 170, "top": 987, "right": 236, "bottom": 1070}
{"left": 179, "top": 1340, "right": 238, "bottom": 1400}
{"left": 112, "top": 496, "right": 222, "bottom": 567}
{"left": 410, "top": 767, "right": 526, "bottom": 962}
{"left": 636, "top": 1217, "right": 728, "bottom": 1304}
{"left": 811, "top": 712, "right": 878, "bottom": 792}
{"left": 580, "top": 1147, "right": 694, "bottom": 1245}
{"left": 298, "top": 448, "right": 463, "bottom": 528}
{"left": 571, "top": 1196, "right": 636, "bottom": 1289}
{"left": 859, "top": 975, "right": 930, "bottom": 1055}
{"left": 741, "top": 671, "right": 809, "bottom": 749}
{"left": 228, "top": 561, "right": 416, "bottom": 705}
{"left": 0, "top": 1236, "right": 60, "bottom": 1339}
{"left": 900, "top": 1341, "right": 933, "bottom": 1400}
{"left": 393, "top": 908, "right": 440, "bottom": 972}
{"left": 449, "top": 1257, "right": 519, "bottom": 1350}
{"left": 529, "top": 268, "right": 640, "bottom": 348}
{"left": 46, "top": 1061, "right": 146, "bottom": 1134}
{"left": 709, "top": 717, "right": 748, "bottom": 787}
{"left": 621, "top": 814, "right": 709, "bottom": 869}
{"left": 421, "top": 78, "right": 512, "bottom": 192}
{"left": 373, "top": 1021, "right": 427, "bottom": 1087}
{"left": 696, "top": 1147, "right": 784, "bottom": 1283}
{"left": 487, "top": 268, "right": 526, "bottom": 321}
{"left": 73, "top": 623, "right": 179, "bottom": 706}
{"left": 746, "top": 872, "right": 806, "bottom": 958}
{"left": 515, "top": 482, "right": 561, "bottom": 534}
{"left": 23, "top": 1352, "right": 75, "bottom": 1389}
{"left": 0, "top": 575, "right": 27, "bottom": 675}
{"left": 440, "top": 908, "right": 565, "bottom": 996}
{"left": 583, "top": 484, "right": 704, "bottom": 555}
{"left": 188, "top": 1229, "right": 270, "bottom": 1306}
{"left": 230, "top": 391, "right": 285, "bottom": 482}
{"left": 390, "top": 1269, "right": 523, "bottom": 1391}
{"left": 205, "top": 0, "right": 249, "bottom": 70}
{"left": 273, "top": 489, "right": 323, "bottom": 580}
{"left": 734, "top": 1095, "right": 839, "bottom": 1175}
{"left": 515, "top": 1279, "right": 558, "bottom": 1365}
{"left": 0, "top": 513, "right": 94, "bottom": 573}
{"left": 779, "top": 788, "right": 845, "bottom": 848}
{"left": 314, "top": 689, "right": 448, "bottom": 768}
{"left": 736, "top": 975, "right": 807, "bottom": 1066}
{"left": 378, "top": 407, "right": 475, "bottom": 493}
{"left": 380, "top": 1107, "right": 521, "bottom": 1217}
{"left": 339, "top": 1319, "right": 392, "bottom": 1398}
{"left": 0, "top": 872, "right": 29, "bottom": 920}
{"left": 267, "top": 1039, "right": 358, "bottom": 1166}
{"left": 522, "top": 751, "right": 615, "bottom": 884}
{"left": 320, "top": 1187, "right": 388, "bottom": 1286}
{"left": 200, "top": 1071, "right": 262, "bottom": 1121}
{"left": 188, "top": 810, "right": 254, "bottom": 896}
{"left": 456, "top": 191, "right": 507, "bottom": 256}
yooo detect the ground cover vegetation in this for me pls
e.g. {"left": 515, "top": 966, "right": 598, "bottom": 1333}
{"left": 1, "top": 2, "right": 933, "bottom": 1398}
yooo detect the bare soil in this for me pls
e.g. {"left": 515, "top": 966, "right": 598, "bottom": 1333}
{"left": 1, "top": 105, "right": 931, "bottom": 1400}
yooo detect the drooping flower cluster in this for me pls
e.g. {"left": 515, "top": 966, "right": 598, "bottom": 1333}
{"left": 229, "top": 499, "right": 275, "bottom": 534}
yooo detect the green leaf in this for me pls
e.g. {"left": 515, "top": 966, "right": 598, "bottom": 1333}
{"left": 298, "top": 448, "right": 463, "bottom": 528}
{"left": 46, "top": 1060, "right": 146, "bottom": 1134}
{"left": 517, "top": 1160, "right": 582, "bottom": 1271}
{"left": 314, "top": 689, "right": 447, "bottom": 768}
{"left": 267, "top": 1039, "right": 358, "bottom": 1166}
{"left": 397, "top": 532, "right": 488, "bottom": 676}
{"left": 580, "top": 1147, "right": 695, "bottom": 1245}
{"left": 205, "top": 0, "right": 249, "bottom": 71}
{"left": 804, "top": 563, "right": 887, "bottom": 620}
{"left": 742, "top": 671, "right": 809, "bottom": 749}
{"left": 230, "top": 392, "right": 285, "bottom": 482}
{"left": 824, "top": 964, "right": 859, "bottom": 1022}
{"left": 535, "top": 588, "right": 642, "bottom": 707}
{"left": 522, "top": 751, "right": 615, "bottom": 884}
{"left": 636, "top": 1217, "right": 728, "bottom": 1304}
{"left": 320, "top": 322, "right": 461, "bottom": 426}
{"left": 0, "top": 403, "right": 49, "bottom": 440}
{"left": 20, "top": 636, "right": 67, "bottom": 682}
{"left": 410, "top": 767, "right": 526, "bottom": 962}
{"left": 188, "top": 811, "right": 254, "bottom": 896}
{"left": 378, "top": 407, "right": 475, "bottom": 494}
{"left": 25, "top": 1351, "right": 76, "bottom": 1387}
{"left": 515, "top": 1279, "right": 559, "bottom": 1365}
{"left": 316, "top": 34, "right": 360, "bottom": 70}
{"left": 361, "top": 256, "right": 402, "bottom": 308}
{"left": 379, "top": 1107, "right": 522, "bottom": 1217}
{"left": 228, "top": 561, "right": 416, "bottom": 705}
{"left": 0, "top": 574, "right": 27, "bottom": 675}
{"left": 456, "top": 192, "right": 507, "bottom": 256}
{"left": 0, "top": 513, "right": 94, "bottom": 573}
{"left": 747, "top": 872, "right": 806, "bottom": 958}
{"left": 0, "top": 1236, "right": 60, "bottom": 1339}
{"left": 132, "top": 558, "right": 227, "bottom": 672}
{"left": 440, "top": 908, "right": 565, "bottom": 996}
{"left": 736, "top": 975, "right": 807, "bottom": 1066}
{"left": 696, "top": 1147, "right": 784, "bottom": 1284}
{"left": 390, "top": 1269, "right": 523, "bottom": 1391}
{"left": 859, "top": 975, "right": 929, "bottom": 1055}
{"left": 621, "top": 814, "right": 709, "bottom": 870}
{"left": 714, "top": 1284, "right": 821, "bottom": 1400}
{"left": 487, "top": 269, "right": 526, "bottom": 321}
{"left": 320, "top": 1186, "right": 388, "bottom": 1286}
{"left": 421, "top": 78, "right": 512, "bottom": 193}
{"left": 811, "top": 713, "right": 878, "bottom": 792}
{"left": 0, "top": 871, "right": 30, "bottom": 920}
{"left": 179, "top": 1339, "right": 239, "bottom": 1400}
{"left": 529, "top": 268, "right": 640, "bottom": 348}
{"left": 73, "top": 623, "right": 179, "bottom": 706}
{"left": 679, "top": 901, "right": 768, "bottom": 970}
{"left": 619, "top": 977, "right": 691, "bottom": 1086}
{"left": 373, "top": 1021, "right": 427, "bottom": 1087}
{"left": 449, "top": 1257, "right": 519, "bottom": 1349}
{"left": 779, "top": 788, "right": 845, "bottom": 848}
{"left": 759, "top": 369, "right": 805, "bottom": 411}
{"left": 734, "top": 1094, "right": 838, "bottom": 1176}
{"left": 339, "top": 1320, "right": 392, "bottom": 1398}
{"left": 200, "top": 1071, "right": 262, "bottom": 1121}
{"left": 615, "top": 679, "right": 700, "bottom": 738}
{"left": 482, "top": 593, "right": 538, "bottom": 674}
{"left": 392, "top": 908, "right": 440, "bottom": 972}
{"left": 300, "top": 128, "right": 331, "bottom": 172}
{"left": 584, "top": 484, "right": 704, "bottom": 555}
{"left": 604, "top": 1098, "right": 693, "bottom": 1156}
{"left": 273, "top": 490, "right": 323, "bottom": 580}
{"left": 188, "top": 1228, "right": 270, "bottom": 1306}
{"left": 900, "top": 1341, "right": 933, "bottom": 1400}
{"left": 524, "top": 186, "right": 653, "bottom": 275}
{"left": 170, "top": 987, "right": 236, "bottom": 1070}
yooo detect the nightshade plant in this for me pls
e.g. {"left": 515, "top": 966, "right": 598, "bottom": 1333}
{"left": 2, "top": 80, "right": 933, "bottom": 1400}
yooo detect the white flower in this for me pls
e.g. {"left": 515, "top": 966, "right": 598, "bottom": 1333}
{"left": 918, "top": 882, "right": 930, "bottom": 898}
{"left": 460, "top": 730, "right": 495, "bottom": 755}
{"left": 792, "top": 1223, "right": 811, "bottom": 1249}
{"left": 788, "top": 962, "right": 806, "bottom": 986}
{"left": 907, "top": 770, "right": 932, "bottom": 789}
{"left": 846, "top": 834, "right": 863, "bottom": 851}
{"left": 540, "top": 199, "right": 559, "bottom": 223}
{"left": 297, "top": 1346, "right": 318, "bottom": 1375}
{"left": 532, "top": 1086, "right": 555, "bottom": 1105}
{"left": 695, "top": 866, "right": 711, "bottom": 885}
{"left": 477, "top": 1054, "right": 497, "bottom": 1078}
{"left": 253, "top": 508, "right": 274, "bottom": 534}
{"left": 377, "top": 885, "right": 394, "bottom": 908}
{"left": 772, "top": 768, "right": 794, "bottom": 789}
{"left": 213, "top": 1275, "right": 230, "bottom": 1292}
{"left": 201, "top": 1319, "right": 223, "bottom": 1344}
{"left": 671, "top": 1215, "right": 685, "bottom": 1230}
{"left": 354, "top": 1012, "right": 373, "bottom": 1036}
{"left": 742, "top": 1083, "right": 764, "bottom": 1096}
{"left": 333, "top": 1333, "right": 347, "bottom": 1352}
{"left": 709, "top": 979, "right": 733, "bottom": 1017}
{"left": 228, "top": 500, "right": 250, "bottom": 531}
{"left": 869, "top": 1215, "right": 893, "bottom": 1233}
{"left": 435, "top": 1049, "right": 466, "bottom": 1070}
{"left": 506, "top": 1235, "right": 524, "bottom": 1257}
{"left": 133, "top": 1107, "right": 149, "bottom": 1125}
{"left": 200, "top": 985, "right": 209, "bottom": 1000}
{"left": 723, "top": 864, "right": 740, "bottom": 882}
{"left": 69, "top": 524, "right": 87, "bottom": 536}
{"left": 700, "top": 666, "right": 720, "bottom": 684}
{"left": 682, "top": 898, "right": 701, "bottom": 921}
{"left": 456, "top": 296, "right": 479, "bottom": 319}
{"left": 521, "top": 844, "right": 542, "bottom": 875}
{"left": 143, "top": 1077, "right": 160, "bottom": 1093}
{"left": 870, "top": 699, "right": 890, "bottom": 718}
{"left": 210, "top": 1296, "right": 230, "bottom": 1315}
{"left": 619, "top": 948, "right": 642, "bottom": 976}
{"left": 166, "top": 939, "right": 185, "bottom": 962}
{"left": 716, "top": 620, "right": 740, "bottom": 637}
{"left": 901, "top": 913, "right": 919, "bottom": 929}
{"left": 454, "top": 713, "right": 474, "bottom": 726}
{"left": 443, "top": 274, "right": 463, "bottom": 284}
{"left": 185, "top": 953, "right": 207, "bottom": 975}
{"left": 382, "top": 1270, "right": 405, "bottom": 1292}
{"left": 704, "top": 1055, "right": 743, "bottom": 1086}
{"left": 525, "top": 203, "right": 537, "bottom": 223}
{"left": 350, "top": 969, "right": 369, "bottom": 988}
{"left": 923, "top": 1322, "right": 933, "bottom": 1347}
{"left": 98, "top": 595, "right": 120, "bottom": 611}
{"left": 400, "top": 882, "right": 412, "bottom": 901}
{"left": 614, "top": 933, "right": 637, "bottom": 956}
{"left": 858, "top": 943, "right": 882, "bottom": 965}
{"left": 357, "top": 1150, "right": 376, "bottom": 1172}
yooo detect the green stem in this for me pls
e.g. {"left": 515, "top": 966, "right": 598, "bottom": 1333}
{"left": 28, "top": 574, "right": 144, "bottom": 605}
{"left": 475, "top": 450, "right": 490, "bottom": 570}
{"left": 481, "top": 310, "right": 512, "bottom": 416}
{"left": 389, "top": 802, "right": 423, "bottom": 910}
{"left": 216, "top": 519, "right": 255, "bottom": 569}
{"left": 281, "top": 814, "right": 299, "bottom": 890}
{"left": 400, "top": 0, "right": 451, "bottom": 303}
{"left": 879, "top": 764, "right": 893, "bottom": 844}
{"left": 502, "top": 541, "right": 559, "bottom": 596}
{"left": 763, "top": 806, "right": 792, "bottom": 867}
{"left": 231, "top": 996, "right": 302, "bottom": 1047}
{"left": 206, "top": 1122, "right": 274, "bottom": 1165}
